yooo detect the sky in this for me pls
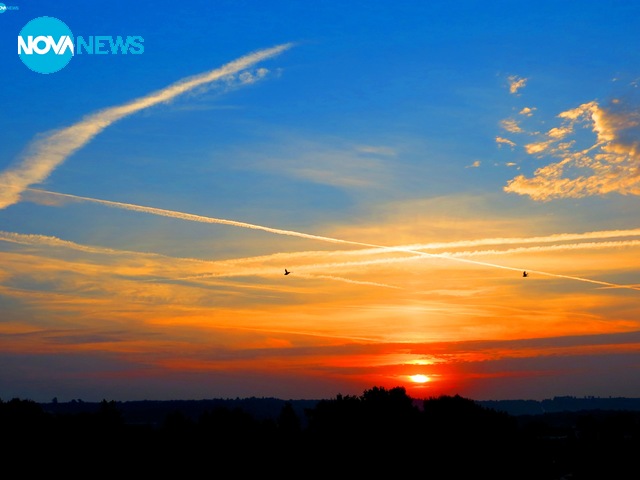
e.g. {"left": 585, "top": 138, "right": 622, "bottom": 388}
{"left": 1, "top": 0, "right": 640, "bottom": 403}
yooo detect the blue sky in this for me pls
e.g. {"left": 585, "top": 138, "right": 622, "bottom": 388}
{"left": 1, "top": 1, "right": 640, "bottom": 402}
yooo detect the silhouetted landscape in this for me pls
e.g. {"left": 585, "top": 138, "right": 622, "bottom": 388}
{"left": 3, "top": 386, "right": 640, "bottom": 478}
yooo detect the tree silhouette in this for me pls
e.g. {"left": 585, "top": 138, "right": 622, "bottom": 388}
{"left": 3, "top": 387, "right": 640, "bottom": 478}
{"left": 277, "top": 401, "right": 301, "bottom": 438}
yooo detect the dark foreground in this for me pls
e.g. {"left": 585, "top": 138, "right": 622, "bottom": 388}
{"left": 3, "top": 387, "right": 639, "bottom": 478}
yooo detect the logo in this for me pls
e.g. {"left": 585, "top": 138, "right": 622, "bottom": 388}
{"left": 18, "top": 16, "right": 145, "bottom": 75}
{"left": 0, "top": 2, "right": 19, "bottom": 13}
{"left": 18, "top": 16, "right": 74, "bottom": 74}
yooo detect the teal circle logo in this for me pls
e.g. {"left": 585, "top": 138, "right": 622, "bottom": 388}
{"left": 18, "top": 17, "right": 75, "bottom": 74}
{"left": 0, "top": 3, "right": 7, "bottom": 14}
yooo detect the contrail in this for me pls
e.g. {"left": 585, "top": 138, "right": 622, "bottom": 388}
{"left": 184, "top": 270, "right": 402, "bottom": 290}
{"left": 440, "top": 240, "right": 640, "bottom": 258}
{"left": 0, "top": 228, "right": 402, "bottom": 289}
{"left": 0, "top": 230, "right": 211, "bottom": 264}
{"left": 27, "top": 188, "right": 640, "bottom": 292}
{"left": 7, "top": 226, "right": 635, "bottom": 291}
{"left": 0, "top": 43, "right": 293, "bottom": 210}
{"left": 405, "top": 229, "right": 640, "bottom": 251}
{"left": 189, "top": 239, "right": 640, "bottom": 279}
{"left": 296, "top": 274, "right": 403, "bottom": 289}
{"left": 29, "top": 188, "right": 370, "bottom": 246}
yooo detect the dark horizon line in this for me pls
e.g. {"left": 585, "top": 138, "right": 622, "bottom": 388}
{"left": 8, "top": 393, "right": 640, "bottom": 405}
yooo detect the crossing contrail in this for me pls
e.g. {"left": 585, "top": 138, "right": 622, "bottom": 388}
{"left": 404, "top": 229, "right": 640, "bottom": 251}
{"left": 5, "top": 227, "right": 638, "bottom": 292}
{"left": 27, "top": 188, "right": 640, "bottom": 292}
{"left": 437, "top": 240, "right": 640, "bottom": 258}
{"left": 0, "top": 43, "right": 293, "bottom": 210}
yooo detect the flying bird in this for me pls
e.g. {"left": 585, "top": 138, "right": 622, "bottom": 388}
{"left": 284, "top": 269, "right": 291, "bottom": 275}
{"left": 523, "top": 271, "right": 528, "bottom": 277}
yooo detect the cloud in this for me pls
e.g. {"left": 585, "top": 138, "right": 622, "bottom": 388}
{"left": 237, "top": 67, "right": 271, "bottom": 85}
{"left": 5, "top": 222, "right": 640, "bottom": 294}
{"left": 24, "top": 188, "right": 640, "bottom": 292}
{"left": 295, "top": 273, "right": 403, "bottom": 289}
{"left": 0, "top": 229, "right": 211, "bottom": 264}
{"left": 355, "top": 145, "right": 397, "bottom": 156}
{"left": 245, "top": 138, "right": 397, "bottom": 189}
{"left": 439, "top": 239, "right": 640, "bottom": 259}
{"left": 524, "top": 140, "right": 553, "bottom": 155}
{"left": 504, "top": 99, "right": 640, "bottom": 200}
{"left": 500, "top": 119, "right": 523, "bottom": 133}
{"left": 546, "top": 126, "right": 573, "bottom": 139}
{"left": 496, "top": 136, "right": 516, "bottom": 148}
{"left": 466, "top": 160, "right": 481, "bottom": 168}
{"left": 508, "top": 75, "right": 527, "bottom": 94}
{"left": 408, "top": 226, "right": 640, "bottom": 250}
{"left": 0, "top": 43, "right": 293, "bottom": 210}
{"left": 519, "top": 107, "right": 536, "bottom": 117}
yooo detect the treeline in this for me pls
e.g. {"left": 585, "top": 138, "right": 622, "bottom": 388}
{"left": 2, "top": 386, "right": 639, "bottom": 478}
{"left": 479, "top": 395, "right": 640, "bottom": 415}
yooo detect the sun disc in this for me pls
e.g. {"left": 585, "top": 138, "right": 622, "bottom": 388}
{"left": 409, "top": 374, "right": 430, "bottom": 383}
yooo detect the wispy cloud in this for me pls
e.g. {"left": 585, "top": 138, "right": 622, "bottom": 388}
{"left": 250, "top": 139, "right": 395, "bottom": 189}
{"left": 501, "top": 119, "right": 523, "bottom": 133}
{"left": 508, "top": 75, "right": 527, "bottom": 94}
{"left": 295, "top": 273, "right": 403, "bottom": 289}
{"left": 407, "top": 227, "right": 640, "bottom": 250}
{"left": 496, "top": 136, "right": 516, "bottom": 148}
{"left": 25, "top": 188, "right": 640, "bottom": 292}
{"left": 188, "top": 238, "right": 640, "bottom": 289}
{"left": 438, "top": 239, "right": 640, "bottom": 260}
{"left": 5, "top": 225, "right": 640, "bottom": 294}
{"left": 0, "top": 44, "right": 293, "bottom": 210}
{"left": 0, "top": 230, "right": 212, "bottom": 264}
{"left": 355, "top": 145, "right": 397, "bottom": 156}
{"left": 524, "top": 139, "right": 553, "bottom": 154}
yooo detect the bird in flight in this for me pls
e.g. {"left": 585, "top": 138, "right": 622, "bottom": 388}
{"left": 523, "top": 271, "right": 528, "bottom": 277}
{"left": 284, "top": 269, "right": 291, "bottom": 275}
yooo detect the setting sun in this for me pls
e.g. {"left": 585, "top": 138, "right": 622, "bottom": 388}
{"left": 2, "top": 0, "right": 640, "bottom": 406}
{"left": 409, "top": 374, "right": 430, "bottom": 384}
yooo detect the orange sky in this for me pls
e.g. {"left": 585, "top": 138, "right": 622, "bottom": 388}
{"left": 2, "top": 212, "right": 639, "bottom": 401}
{"left": 1, "top": 1, "right": 639, "bottom": 403}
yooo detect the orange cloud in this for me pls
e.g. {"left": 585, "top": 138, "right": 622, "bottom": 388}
{"left": 501, "top": 119, "right": 523, "bottom": 133}
{"left": 496, "top": 136, "right": 516, "bottom": 148}
{"left": 508, "top": 75, "right": 527, "bottom": 94}
{"left": 505, "top": 99, "right": 640, "bottom": 200}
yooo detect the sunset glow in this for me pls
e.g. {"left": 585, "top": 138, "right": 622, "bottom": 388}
{"left": 409, "top": 375, "right": 430, "bottom": 384}
{"left": 1, "top": 1, "right": 640, "bottom": 403}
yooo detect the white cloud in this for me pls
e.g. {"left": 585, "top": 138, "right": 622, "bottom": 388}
{"left": 243, "top": 137, "right": 400, "bottom": 190}
{"left": 0, "top": 44, "right": 293, "bottom": 210}
{"left": 355, "top": 145, "right": 397, "bottom": 156}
